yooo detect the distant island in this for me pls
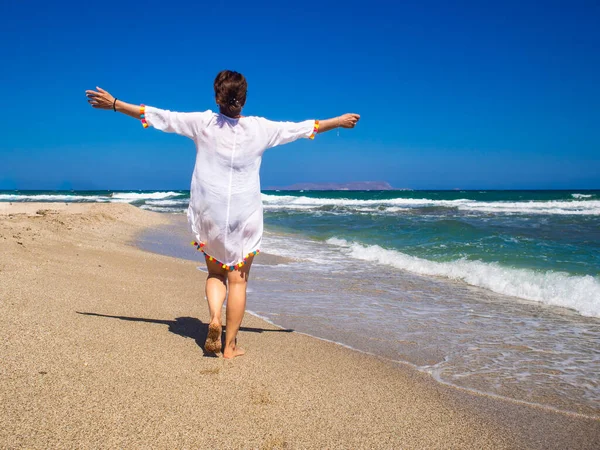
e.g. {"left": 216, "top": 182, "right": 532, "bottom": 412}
{"left": 266, "top": 181, "right": 407, "bottom": 191}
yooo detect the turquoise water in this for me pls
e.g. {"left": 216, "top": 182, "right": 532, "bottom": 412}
{"left": 263, "top": 190, "right": 600, "bottom": 276}
{"left": 2, "top": 189, "right": 599, "bottom": 316}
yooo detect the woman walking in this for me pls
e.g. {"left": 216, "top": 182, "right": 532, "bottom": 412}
{"left": 86, "top": 70, "right": 360, "bottom": 358}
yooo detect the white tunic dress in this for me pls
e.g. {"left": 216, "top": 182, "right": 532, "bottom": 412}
{"left": 144, "top": 107, "right": 317, "bottom": 269}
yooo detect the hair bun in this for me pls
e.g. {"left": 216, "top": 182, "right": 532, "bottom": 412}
{"left": 214, "top": 70, "right": 247, "bottom": 118}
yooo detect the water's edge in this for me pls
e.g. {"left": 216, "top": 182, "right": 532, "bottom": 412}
{"left": 132, "top": 216, "right": 600, "bottom": 420}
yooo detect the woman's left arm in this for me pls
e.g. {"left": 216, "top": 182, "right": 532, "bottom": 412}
{"left": 86, "top": 87, "right": 140, "bottom": 118}
{"left": 86, "top": 87, "right": 207, "bottom": 140}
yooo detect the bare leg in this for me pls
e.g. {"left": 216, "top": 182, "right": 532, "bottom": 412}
{"left": 204, "top": 257, "right": 228, "bottom": 353}
{"left": 223, "top": 256, "right": 254, "bottom": 359}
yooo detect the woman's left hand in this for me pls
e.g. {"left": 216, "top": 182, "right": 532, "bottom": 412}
{"left": 86, "top": 87, "right": 115, "bottom": 109}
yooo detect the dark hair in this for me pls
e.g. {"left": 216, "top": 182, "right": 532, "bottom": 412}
{"left": 214, "top": 70, "right": 247, "bottom": 118}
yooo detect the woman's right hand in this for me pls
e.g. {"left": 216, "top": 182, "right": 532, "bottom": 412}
{"left": 315, "top": 114, "right": 361, "bottom": 134}
{"left": 338, "top": 113, "right": 360, "bottom": 128}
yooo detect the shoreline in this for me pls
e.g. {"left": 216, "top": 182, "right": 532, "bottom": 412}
{"left": 130, "top": 208, "right": 600, "bottom": 422}
{"left": 245, "top": 308, "right": 600, "bottom": 422}
{"left": 1, "top": 203, "right": 599, "bottom": 448}
{"left": 136, "top": 213, "right": 600, "bottom": 418}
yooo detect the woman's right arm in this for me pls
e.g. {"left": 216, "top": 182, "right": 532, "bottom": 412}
{"left": 260, "top": 113, "right": 361, "bottom": 149}
{"left": 317, "top": 114, "right": 360, "bottom": 134}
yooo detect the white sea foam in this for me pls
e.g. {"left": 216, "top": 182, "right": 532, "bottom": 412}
{"left": 459, "top": 200, "right": 600, "bottom": 215}
{"left": 145, "top": 199, "right": 189, "bottom": 206}
{"left": 0, "top": 194, "right": 110, "bottom": 202}
{"left": 572, "top": 193, "right": 594, "bottom": 199}
{"left": 384, "top": 207, "right": 411, "bottom": 213}
{"left": 262, "top": 193, "right": 450, "bottom": 208}
{"left": 110, "top": 191, "right": 181, "bottom": 201}
{"left": 0, "top": 191, "right": 183, "bottom": 203}
{"left": 260, "top": 194, "right": 600, "bottom": 215}
{"left": 139, "top": 205, "right": 186, "bottom": 213}
{"left": 326, "top": 237, "right": 600, "bottom": 318}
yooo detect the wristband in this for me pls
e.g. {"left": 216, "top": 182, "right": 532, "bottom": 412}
{"left": 113, "top": 98, "right": 118, "bottom": 112}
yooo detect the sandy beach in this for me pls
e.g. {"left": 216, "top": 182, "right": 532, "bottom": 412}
{"left": 1, "top": 203, "right": 598, "bottom": 449}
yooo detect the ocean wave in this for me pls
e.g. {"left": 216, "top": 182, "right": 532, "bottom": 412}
{"left": 384, "top": 207, "right": 411, "bottom": 213}
{"left": 572, "top": 193, "right": 594, "bottom": 199}
{"left": 459, "top": 201, "right": 600, "bottom": 215}
{"left": 139, "top": 205, "right": 186, "bottom": 213}
{"left": 261, "top": 194, "right": 600, "bottom": 215}
{"left": 145, "top": 199, "right": 190, "bottom": 206}
{"left": 110, "top": 191, "right": 182, "bottom": 201}
{"left": 0, "top": 191, "right": 184, "bottom": 203}
{"left": 0, "top": 194, "right": 110, "bottom": 202}
{"left": 326, "top": 237, "right": 600, "bottom": 318}
{"left": 262, "top": 193, "right": 454, "bottom": 208}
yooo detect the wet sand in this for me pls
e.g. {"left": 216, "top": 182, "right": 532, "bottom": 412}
{"left": 1, "top": 203, "right": 599, "bottom": 448}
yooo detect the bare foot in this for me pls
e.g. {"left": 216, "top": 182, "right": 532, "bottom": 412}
{"left": 223, "top": 346, "right": 245, "bottom": 359}
{"left": 205, "top": 322, "right": 222, "bottom": 353}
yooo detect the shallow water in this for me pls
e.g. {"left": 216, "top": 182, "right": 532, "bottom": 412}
{"left": 137, "top": 217, "right": 600, "bottom": 417}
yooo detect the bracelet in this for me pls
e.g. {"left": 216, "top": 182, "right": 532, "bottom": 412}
{"left": 113, "top": 98, "right": 118, "bottom": 112}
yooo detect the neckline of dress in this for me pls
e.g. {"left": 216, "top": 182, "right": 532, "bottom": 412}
{"left": 218, "top": 113, "right": 242, "bottom": 122}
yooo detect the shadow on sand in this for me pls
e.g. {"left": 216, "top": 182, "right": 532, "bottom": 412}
{"left": 76, "top": 311, "right": 293, "bottom": 357}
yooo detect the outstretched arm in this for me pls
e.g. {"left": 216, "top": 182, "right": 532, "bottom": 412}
{"left": 260, "top": 113, "right": 361, "bottom": 150}
{"left": 86, "top": 87, "right": 209, "bottom": 140}
{"left": 86, "top": 87, "right": 140, "bottom": 118}
{"left": 318, "top": 114, "right": 360, "bottom": 133}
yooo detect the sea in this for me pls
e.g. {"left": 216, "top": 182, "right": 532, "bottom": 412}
{"left": 2, "top": 189, "right": 599, "bottom": 417}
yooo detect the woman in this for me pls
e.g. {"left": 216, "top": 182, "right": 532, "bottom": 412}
{"left": 86, "top": 70, "right": 360, "bottom": 358}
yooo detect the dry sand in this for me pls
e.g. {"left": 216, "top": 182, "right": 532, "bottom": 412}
{"left": 1, "top": 203, "right": 599, "bottom": 449}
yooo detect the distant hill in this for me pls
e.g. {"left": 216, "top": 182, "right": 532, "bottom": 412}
{"left": 266, "top": 181, "right": 402, "bottom": 191}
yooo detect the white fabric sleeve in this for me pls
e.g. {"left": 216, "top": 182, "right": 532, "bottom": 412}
{"left": 144, "top": 107, "right": 212, "bottom": 140}
{"left": 259, "top": 118, "right": 317, "bottom": 149}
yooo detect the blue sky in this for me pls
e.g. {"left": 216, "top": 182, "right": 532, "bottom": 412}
{"left": 1, "top": 0, "right": 599, "bottom": 190}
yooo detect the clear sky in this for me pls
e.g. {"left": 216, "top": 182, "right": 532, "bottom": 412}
{"left": 1, "top": 0, "right": 599, "bottom": 190}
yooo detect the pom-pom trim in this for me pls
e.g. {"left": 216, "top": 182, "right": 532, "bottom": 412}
{"left": 191, "top": 241, "right": 259, "bottom": 271}
{"left": 140, "top": 104, "right": 148, "bottom": 128}
{"left": 309, "top": 120, "right": 319, "bottom": 139}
